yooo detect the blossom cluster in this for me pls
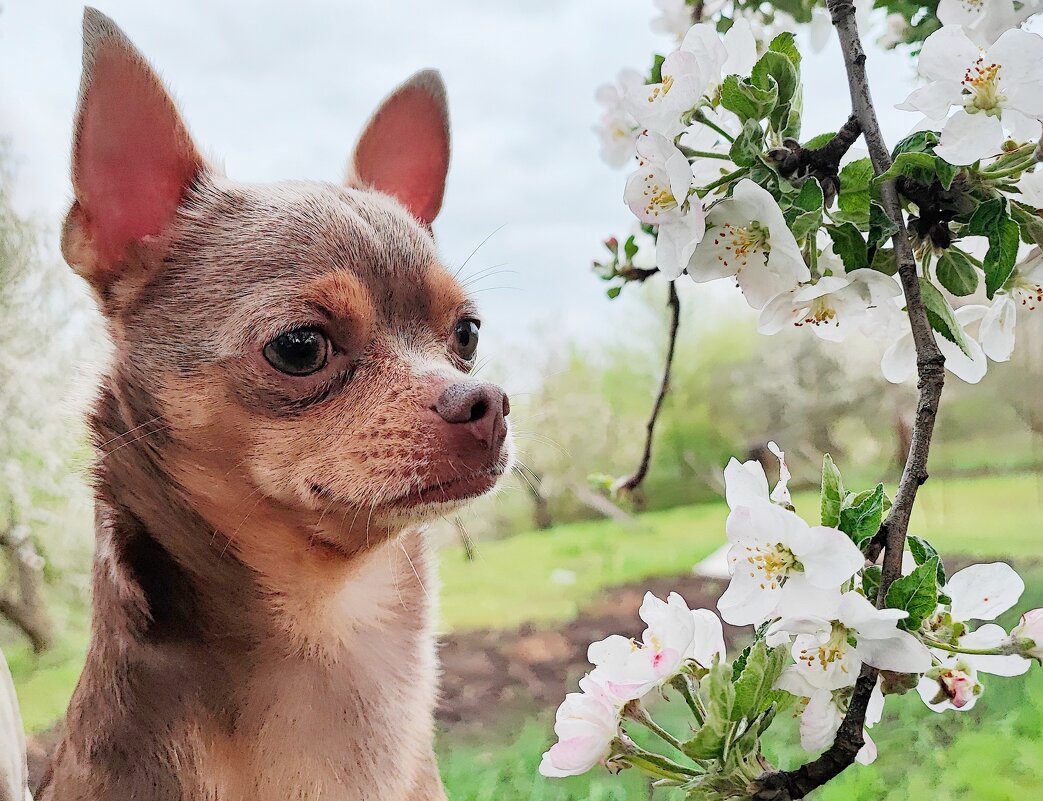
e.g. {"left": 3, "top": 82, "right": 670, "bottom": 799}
{"left": 540, "top": 444, "right": 1043, "bottom": 786}
{"left": 594, "top": 0, "right": 1043, "bottom": 385}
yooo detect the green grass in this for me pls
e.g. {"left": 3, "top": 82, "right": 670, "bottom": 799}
{"left": 439, "top": 472, "right": 1043, "bottom": 632}
{"left": 438, "top": 576, "right": 1043, "bottom": 800}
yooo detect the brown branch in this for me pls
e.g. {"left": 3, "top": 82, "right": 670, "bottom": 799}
{"left": 750, "top": 2, "right": 946, "bottom": 798}
{"left": 614, "top": 281, "right": 681, "bottom": 495}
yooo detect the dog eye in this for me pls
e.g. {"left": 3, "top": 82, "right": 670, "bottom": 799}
{"left": 452, "top": 319, "right": 480, "bottom": 361}
{"left": 263, "top": 327, "right": 329, "bottom": 376}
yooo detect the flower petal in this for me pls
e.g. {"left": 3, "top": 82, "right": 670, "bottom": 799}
{"left": 946, "top": 562, "right": 1025, "bottom": 621}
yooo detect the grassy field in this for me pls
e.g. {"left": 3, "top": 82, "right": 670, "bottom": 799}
{"left": 439, "top": 472, "right": 1043, "bottom": 632}
{"left": 6, "top": 471, "right": 1043, "bottom": 799}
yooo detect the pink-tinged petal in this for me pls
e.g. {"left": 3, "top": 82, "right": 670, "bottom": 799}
{"left": 935, "top": 111, "right": 1004, "bottom": 165}
{"left": 588, "top": 634, "right": 636, "bottom": 668}
{"left": 947, "top": 562, "right": 1024, "bottom": 621}
{"left": 539, "top": 736, "right": 609, "bottom": 776}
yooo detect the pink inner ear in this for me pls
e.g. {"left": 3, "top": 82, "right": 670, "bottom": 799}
{"left": 75, "top": 46, "right": 201, "bottom": 266}
{"left": 353, "top": 86, "right": 449, "bottom": 226}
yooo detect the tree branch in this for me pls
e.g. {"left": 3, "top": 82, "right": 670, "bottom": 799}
{"left": 614, "top": 282, "right": 681, "bottom": 495}
{"left": 750, "top": 3, "right": 946, "bottom": 797}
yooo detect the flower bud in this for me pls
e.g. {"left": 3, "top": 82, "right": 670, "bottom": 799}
{"left": 1009, "top": 608, "right": 1043, "bottom": 661}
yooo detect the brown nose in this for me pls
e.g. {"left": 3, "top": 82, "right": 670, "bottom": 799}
{"left": 434, "top": 382, "right": 510, "bottom": 450}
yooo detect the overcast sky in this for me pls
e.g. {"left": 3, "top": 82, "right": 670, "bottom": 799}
{"left": 0, "top": 1, "right": 921, "bottom": 363}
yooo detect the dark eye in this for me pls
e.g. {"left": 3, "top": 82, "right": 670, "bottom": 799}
{"left": 263, "top": 327, "right": 329, "bottom": 376}
{"left": 453, "top": 319, "right": 480, "bottom": 361}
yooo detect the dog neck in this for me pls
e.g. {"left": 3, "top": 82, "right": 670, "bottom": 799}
{"left": 50, "top": 384, "right": 441, "bottom": 801}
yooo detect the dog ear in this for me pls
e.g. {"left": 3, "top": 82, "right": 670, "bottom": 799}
{"left": 62, "top": 7, "right": 205, "bottom": 294}
{"left": 347, "top": 70, "right": 451, "bottom": 227}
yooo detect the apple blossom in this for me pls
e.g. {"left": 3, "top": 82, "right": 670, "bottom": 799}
{"left": 716, "top": 501, "right": 864, "bottom": 626}
{"left": 625, "top": 48, "right": 711, "bottom": 138}
{"left": 650, "top": 0, "right": 728, "bottom": 42}
{"left": 758, "top": 267, "right": 904, "bottom": 343}
{"left": 917, "top": 657, "right": 983, "bottom": 711}
{"left": 897, "top": 27, "right": 1043, "bottom": 165}
{"left": 681, "top": 19, "right": 758, "bottom": 92}
{"left": 776, "top": 669, "right": 885, "bottom": 764}
{"left": 687, "top": 179, "right": 811, "bottom": 309}
{"left": 594, "top": 68, "right": 645, "bottom": 167}
{"left": 723, "top": 440, "right": 791, "bottom": 510}
{"left": 979, "top": 248, "right": 1043, "bottom": 362}
{"left": 937, "top": 0, "right": 1042, "bottom": 47}
{"left": 588, "top": 592, "right": 725, "bottom": 700}
{"left": 774, "top": 591, "right": 932, "bottom": 691}
{"left": 1008, "top": 608, "right": 1043, "bottom": 660}
{"left": 881, "top": 304, "right": 989, "bottom": 384}
{"left": 624, "top": 131, "right": 706, "bottom": 278}
{"left": 539, "top": 674, "right": 623, "bottom": 777}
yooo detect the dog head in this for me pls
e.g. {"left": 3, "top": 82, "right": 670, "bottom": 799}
{"left": 65, "top": 8, "right": 512, "bottom": 560}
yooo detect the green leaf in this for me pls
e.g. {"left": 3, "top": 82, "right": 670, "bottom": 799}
{"left": 862, "top": 564, "right": 882, "bottom": 603}
{"left": 935, "top": 249, "right": 980, "bottom": 297}
{"left": 838, "top": 158, "right": 874, "bottom": 219}
{"left": 1011, "top": 201, "right": 1043, "bottom": 247}
{"left": 839, "top": 484, "right": 884, "bottom": 546}
{"left": 908, "top": 535, "right": 947, "bottom": 586}
{"left": 649, "top": 54, "right": 666, "bottom": 85}
{"left": 891, "top": 130, "right": 940, "bottom": 158}
{"left": 793, "top": 178, "right": 824, "bottom": 213}
{"left": 935, "top": 157, "right": 959, "bottom": 190}
{"left": 984, "top": 218, "right": 1020, "bottom": 298}
{"left": 751, "top": 51, "right": 798, "bottom": 134}
{"left": 885, "top": 557, "right": 940, "bottom": 631}
{"left": 966, "top": 198, "right": 1007, "bottom": 236}
{"left": 720, "top": 74, "right": 777, "bottom": 123}
{"left": 684, "top": 724, "right": 728, "bottom": 761}
{"left": 803, "top": 131, "right": 836, "bottom": 150}
{"left": 606, "top": 286, "right": 622, "bottom": 299}
{"left": 876, "top": 151, "right": 938, "bottom": 186}
{"left": 623, "top": 235, "right": 639, "bottom": 262}
{"left": 827, "top": 222, "right": 869, "bottom": 271}
{"left": 871, "top": 247, "right": 898, "bottom": 275}
{"left": 684, "top": 659, "right": 735, "bottom": 761}
{"left": 820, "top": 454, "right": 844, "bottom": 528}
{"left": 919, "top": 278, "right": 973, "bottom": 356}
{"left": 732, "top": 641, "right": 788, "bottom": 721}
{"left": 768, "top": 32, "right": 801, "bottom": 69}
{"left": 869, "top": 202, "right": 900, "bottom": 249}
{"left": 729, "top": 119, "right": 767, "bottom": 168}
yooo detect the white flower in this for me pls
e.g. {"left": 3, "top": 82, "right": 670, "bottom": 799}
{"left": 687, "top": 179, "right": 811, "bottom": 309}
{"left": 776, "top": 670, "right": 885, "bottom": 764}
{"left": 588, "top": 592, "right": 725, "bottom": 700}
{"left": 916, "top": 657, "right": 983, "bottom": 711}
{"left": 723, "top": 441, "right": 791, "bottom": 509}
{"left": 898, "top": 27, "right": 1043, "bottom": 165}
{"left": 927, "top": 562, "right": 1030, "bottom": 677}
{"left": 774, "top": 591, "right": 933, "bottom": 691}
{"left": 717, "top": 501, "right": 865, "bottom": 627}
{"left": 759, "top": 266, "right": 904, "bottom": 343}
{"left": 1009, "top": 608, "right": 1043, "bottom": 659}
{"left": 624, "top": 131, "right": 706, "bottom": 279}
{"left": 938, "top": 0, "right": 1043, "bottom": 47}
{"left": 625, "top": 48, "right": 712, "bottom": 138}
{"left": 681, "top": 19, "right": 759, "bottom": 90}
{"left": 594, "top": 69, "right": 645, "bottom": 168}
{"left": 979, "top": 248, "right": 1043, "bottom": 362}
{"left": 539, "top": 674, "right": 622, "bottom": 777}
{"left": 881, "top": 304, "right": 989, "bottom": 384}
{"left": 681, "top": 108, "right": 741, "bottom": 193}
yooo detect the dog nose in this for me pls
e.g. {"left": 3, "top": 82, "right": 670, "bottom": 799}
{"left": 434, "top": 382, "right": 510, "bottom": 450}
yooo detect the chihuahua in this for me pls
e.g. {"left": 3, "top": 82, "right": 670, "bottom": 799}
{"left": 28, "top": 7, "right": 512, "bottom": 800}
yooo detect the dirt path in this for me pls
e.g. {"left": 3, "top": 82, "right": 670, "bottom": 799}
{"left": 437, "top": 572, "right": 738, "bottom": 731}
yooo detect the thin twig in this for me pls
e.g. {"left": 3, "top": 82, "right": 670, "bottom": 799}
{"left": 750, "top": 3, "right": 946, "bottom": 797}
{"left": 614, "top": 282, "right": 681, "bottom": 495}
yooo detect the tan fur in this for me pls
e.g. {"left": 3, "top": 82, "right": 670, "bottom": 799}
{"left": 37, "top": 8, "right": 504, "bottom": 801}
